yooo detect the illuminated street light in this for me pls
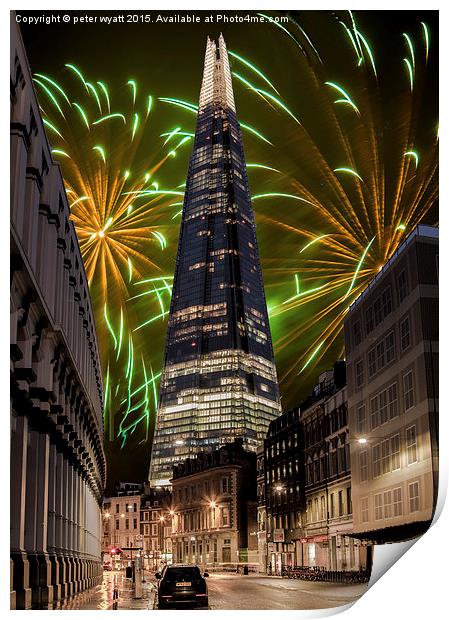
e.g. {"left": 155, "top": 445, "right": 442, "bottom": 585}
{"left": 209, "top": 500, "right": 216, "bottom": 508}
{"left": 358, "top": 438, "right": 368, "bottom": 444}
{"left": 275, "top": 485, "right": 284, "bottom": 492}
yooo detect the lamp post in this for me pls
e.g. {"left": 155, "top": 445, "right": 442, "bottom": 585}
{"left": 159, "top": 515, "right": 165, "bottom": 570}
{"left": 273, "top": 485, "right": 285, "bottom": 575}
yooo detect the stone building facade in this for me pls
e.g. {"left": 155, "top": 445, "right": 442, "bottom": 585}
{"left": 264, "top": 363, "right": 369, "bottom": 574}
{"left": 140, "top": 486, "right": 174, "bottom": 570}
{"left": 345, "top": 225, "right": 439, "bottom": 543}
{"left": 256, "top": 445, "right": 268, "bottom": 573}
{"left": 103, "top": 485, "right": 142, "bottom": 568}
{"left": 10, "top": 17, "right": 106, "bottom": 609}
{"left": 171, "top": 439, "right": 258, "bottom": 568}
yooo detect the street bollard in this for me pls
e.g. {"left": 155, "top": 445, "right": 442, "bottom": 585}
{"left": 134, "top": 557, "right": 142, "bottom": 599}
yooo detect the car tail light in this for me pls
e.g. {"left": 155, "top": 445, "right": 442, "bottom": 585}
{"left": 195, "top": 593, "right": 207, "bottom": 597}
{"left": 161, "top": 595, "right": 172, "bottom": 599}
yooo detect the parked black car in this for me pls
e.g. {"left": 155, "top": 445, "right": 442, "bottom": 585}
{"left": 155, "top": 564, "right": 209, "bottom": 608}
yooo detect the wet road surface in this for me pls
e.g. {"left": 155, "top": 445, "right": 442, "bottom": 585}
{"left": 43, "top": 570, "right": 368, "bottom": 610}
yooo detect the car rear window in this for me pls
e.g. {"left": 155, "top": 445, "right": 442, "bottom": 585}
{"left": 164, "top": 567, "right": 201, "bottom": 581}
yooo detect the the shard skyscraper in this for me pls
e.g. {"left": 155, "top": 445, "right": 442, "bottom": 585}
{"left": 149, "top": 35, "right": 281, "bottom": 486}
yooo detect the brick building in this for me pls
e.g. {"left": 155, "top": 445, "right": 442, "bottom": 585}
{"left": 171, "top": 439, "right": 258, "bottom": 569}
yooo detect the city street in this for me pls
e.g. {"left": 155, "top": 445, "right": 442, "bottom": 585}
{"left": 42, "top": 570, "right": 368, "bottom": 611}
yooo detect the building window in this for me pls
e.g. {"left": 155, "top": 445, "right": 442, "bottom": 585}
{"left": 388, "top": 383, "right": 398, "bottom": 420}
{"left": 307, "top": 500, "right": 312, "bottom": 523}
{"left": 383, "top": 490, "right": 392, "bottom": 519}
{"left": 365, "top": 307, "right": 374, "bottom": 334}
{"left": 397, "top": 269, "right": 409, "bottom": 302}
{"left": 222, "top": 477, "right": 229, "bottom": 494}
{"left": 360, "top": 451, "right": 368, "bottom": 482}
{"left": 382, "top": 287, "right": 393, "bottom": 317}
{"left": 406, "top": 425, "right": 418, "bottom": 464}
{"left": 368, "top": 348, "right": 376, "bottom": 377}
{"left": 330, "top": 494, "right": 335, "bottom": 519}
{"left": 353, "top": 320, "right": 362, "bottom": 346}
{"left": 379, "top": 389, "right": 388, "bottom": 425}
{"left": 393, "top": 488, "right": 403, "bottom": 516}
{"left": 361, "top": 497, "right": 369, "bottom": 522}
{"left": 133, "top": 518, "right": 137, "bottom": 529}
{"left": 376, "top": 340, "right": 385, "bottom": 370}
{"left": 403, "top": 371, "right": 415, "bottom": 410}
{"left": 347, "top": 487, "right": 352, "bottom": 514}
{"left": 355, "top": 359, "right": 364, "bottom": 388}
{"left": 221, "top": 506, "right": 229, "bottom": 527}
{"left": 151, "top": 524, "right": 158, "bottom": 536}
{"left": 338, "top": 490, "right": 344, "bottom": 516}
{"left": 374, "top": 494, "right": 383, "bottom": 520}
{"left": 390, "top": 434, "right": 401, "bottom": 471}
{"left": 409, "top": 482, "right": 420, "bottom": 513}
{"left": 385, "top": 331, "right": 395, "bottom": 363}
{"left": 374, "top": 297, "right": 383, "bottom": 326}
{"left": 381, "top": 439, "right": 390, "bottom": 475}
{"left": 116, "top": 504, "right": 119, "bottom": 513}
{"left": 115, "top": 519, "right": 119, "bottom": 530}
{"left": 370, "top": 395, "right": 379, "bottom": 430}
{"left": 125, "top": 519, "right": 129, "bottom": 530}
{"left": 373, "top": 443, "right": 381, "bottom": 478}
{"left": 357, "top": 404, "right": 367, "bottom": 434}
{"left": 400, "top": 317, "right": 411, "bottom": 351}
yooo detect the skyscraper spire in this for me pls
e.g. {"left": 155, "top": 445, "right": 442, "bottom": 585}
{"left": 149, "top": 36, "right": 281, "bottom": 487}
{"left": 198, "top": 34, "right": 235, "bottom": 111}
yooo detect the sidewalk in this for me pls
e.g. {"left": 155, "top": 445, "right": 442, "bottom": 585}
{"left": 46, "top": 572, "right": 155, "bottom": 610}
{"left": 112, "top": 573, "right": 155, "bottom": 610}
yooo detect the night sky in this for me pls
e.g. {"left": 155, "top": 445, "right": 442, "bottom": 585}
{"left": 16, "top": 10, "right": 438, "bottom": 492}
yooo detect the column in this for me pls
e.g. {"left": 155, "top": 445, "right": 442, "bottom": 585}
{"left": 66, "top": 461, "right": 74, "bottom": 596}
{"left": 47, "top": 442, "right": 61, "bottom": 601}
{"left": 10, "top": 414, "right": 32, "bottom": 609}
{"left": 73, "top": 470, "right": 80, "bottom": 592}
{"left": 62, "top": 454, "right": 71, "bottom": 597}
{"left": 55, "top": 450, "right": 67, "bottom": 599}
{"left": 34, "top": 432, "right": 53, "bottom": 605}
{"left": 24, "top": 428, "right": 53, "bottom": 606}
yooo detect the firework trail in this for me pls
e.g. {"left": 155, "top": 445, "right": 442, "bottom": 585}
{"left": 35, "top": 11, "right": 438, "bottom": 447}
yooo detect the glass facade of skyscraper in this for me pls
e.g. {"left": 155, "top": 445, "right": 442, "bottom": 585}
{"left": 149, "top": 35, "right": 281, "bottom": 486}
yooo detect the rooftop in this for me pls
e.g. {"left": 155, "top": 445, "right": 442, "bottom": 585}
{"left": 350, "top": 224, "right": 438, "bottom": 310}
